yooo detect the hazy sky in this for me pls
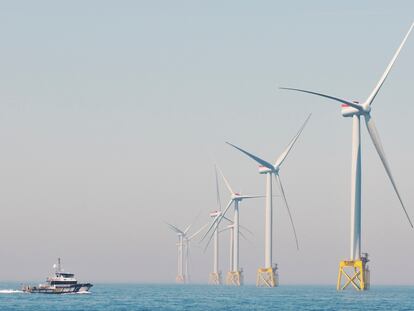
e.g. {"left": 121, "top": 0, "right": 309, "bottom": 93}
{"left": 0, "top": 1, "right": 413, "bottom": 285}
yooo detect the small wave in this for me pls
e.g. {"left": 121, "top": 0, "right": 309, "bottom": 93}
{"left": 77, "top": 291, "right": 91, "bottom": 294}
{"left": 0, "top": 289, "right": 23, "bottom": 294}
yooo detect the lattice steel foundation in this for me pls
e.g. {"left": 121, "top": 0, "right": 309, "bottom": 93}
{"left": 208, "top": 272, "right": 222, "bottom": 285}
{"left": 226, "top": 270, "right": 243, "bottom": 286}
{"left": 337, "top": 253, "right": 370, "bottom": 291}
{"left": 256, "top": 265, "right": 278, "bottom": 287}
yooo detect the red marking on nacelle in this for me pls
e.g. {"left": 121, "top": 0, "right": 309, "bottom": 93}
{"left": 341, "top": 104, "right": 349, "bottom": 108}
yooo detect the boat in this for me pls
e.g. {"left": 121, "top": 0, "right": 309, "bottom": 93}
{"left": 22, "top": 258, "right": 93, "bottom": 294}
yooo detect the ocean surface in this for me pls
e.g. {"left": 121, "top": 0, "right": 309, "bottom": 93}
{"left": 0, "top": 283, "right": 413, "bottom": 310}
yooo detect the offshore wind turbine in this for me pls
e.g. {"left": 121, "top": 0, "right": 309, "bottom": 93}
{"left": 226, "top": 114, "right": 311, "bottom": 287}
{"left": 206, "top": 165, "right": 255, "bottom": 285}
{"left": 218, "top": 167, "right": 261, "bottom": 286}
{"left": 166, "top": 223, "right": 188, "bottom": 283}
{"left": 281, "top": 23, "right": 413, "bottom": 291}
{"left": 208, "top": 165, "right": 223, "bottom": 285}
{"left": 166, "top": 222, "right": 207, "bottom": 284}
{"left": 203, "top": 168, "right": 261, "bottom": 286}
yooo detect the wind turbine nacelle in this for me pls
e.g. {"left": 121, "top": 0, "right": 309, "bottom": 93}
{"left": 258, "top": 166, "right": 272, "bottom": 174}
{"left": 210, "top": 211, "right": 220, "bottom": 217}
{"left": 341, "top": 103, "right": 360, "bottom": 117}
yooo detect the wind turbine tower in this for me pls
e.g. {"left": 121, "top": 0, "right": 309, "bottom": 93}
{"left": 227, "top": 114, "right": 310, "bottom": 287}
{"left": 166, "top": 223, "right": 186, "bottom": 283}
{"left": 281, "top": 23, "right": 413, "bottom": 291}
{"left": 208, "top": 166, "right": 223, "bottom": 285}
{"left": 208, "top": 210, "right": 222, "bottom": 285}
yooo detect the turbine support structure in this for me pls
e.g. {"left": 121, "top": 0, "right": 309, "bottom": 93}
{"left": 337, "top": 253, "right": 370, "bottom": 290}
{"left": 226, "top": 269, "right": 244, "bottom": 286}
{"left": 209, "top": 272, "right": 222, "bottom": 285}
{"left": 256, "top": 264, "right": 278, "bottom": 287}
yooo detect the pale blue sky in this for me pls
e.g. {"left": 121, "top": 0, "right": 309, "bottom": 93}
{"left": 0, "top": 1, "right": 413, "bottom": 284}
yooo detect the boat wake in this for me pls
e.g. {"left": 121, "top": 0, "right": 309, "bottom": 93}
{"left": 63, "top": 290, "right": 91, "bottom": 295}
{"left": 0, "top": 289, "right": 23, "bottom": 294}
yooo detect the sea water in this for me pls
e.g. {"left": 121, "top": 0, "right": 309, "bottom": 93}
{"left": 0, "top": 283, "right": 413, "bottom": 310}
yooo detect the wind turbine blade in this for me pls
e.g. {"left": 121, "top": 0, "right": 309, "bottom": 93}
{"left": 364, "top": 115, "right": 413, "bottom": 228}
{"left": 365, "top": 23, "right": 414, "bottom": 106}
{"left": 202, "top": 199, "right": 235, "bottom": 251}
{"left": 240, "top": 195, "right": 264, "bottom": 199}
{"left": 239, "top": 230, "right": 252, "bottom": 243}
{"left": 203, "top": 225, "right": 223, "bottom": 252}
{"left": 218, "top": 226, "right": 232, "bottom": 234}
{"left": 201, "top": 200, "right": 233, "bottom": 241}
{"left": 203, "top": 231, "right": 215, "bottom": 252}
{"left": 226, "top": 142, "right": 274, "bottom": 170}
{"left": 165, "top": 222, "right": 184, "bottom": 234}
{"left": 239, "top": 224, "right": 254, "bottom": 236}
{"left": 183, "top": 209, "right": 204, "bottom": 236}
{"left": 188, "top": 222, "right": 209, "bottom": 241}
{"left": 274, "top": 174, "right": 300, "bottom": 250}
{"left": 183, "top": 224, "right": 192, "bottom": 235}
{"left": 214, "top": 164, "right": 223, "bottom": 211}
{"left": 280, "top": 87, "right": 362, "bottom": 110}
{"left": 222, "top": 215, "right": 233, "bottom": 224}
{"left": 275, "top": 114, "right": 311, "bottom": 168}
{"left": 220, "top": 215, "right": 254, "bottom": 236}
{"left": 203, "top": 227, "right": 220, "bottom": 253}
{"left": 220, "top": 212, "right": 254, "bottom": 236}
{"left": 217, "top": 166, "right": 234, "bottom": 195}
{"left": 214, "top": 200, "right": 235, "bottom": 232}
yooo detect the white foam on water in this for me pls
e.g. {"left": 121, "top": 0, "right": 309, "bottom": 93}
{"left": 0, "top": 289, "right": 23, "bottom": 294}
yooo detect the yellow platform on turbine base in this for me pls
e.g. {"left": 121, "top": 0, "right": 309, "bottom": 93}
{"left": 256, "top": 265, "right": 278, "bottom": 287}
{"left": 226, "top": 270, "right": 243, "bottom": 286}
{"left": 337, "top": 254, "right": 370, "bottom": 291}
{"left": 208, "top": 272, "right": 222, "bottom": 285}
